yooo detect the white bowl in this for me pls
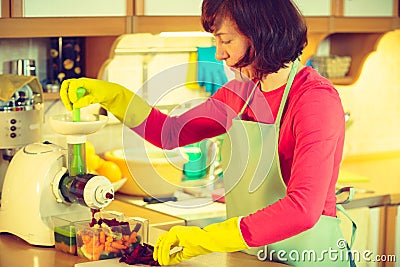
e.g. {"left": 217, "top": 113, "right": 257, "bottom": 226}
{"left": 104, "top": 148, "right": 188, "bottom": 197}
{"left": 49, "top": 114, "right": 108, "bottom": 135}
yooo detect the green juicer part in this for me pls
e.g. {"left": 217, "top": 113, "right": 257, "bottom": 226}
{"left": 70, "top": 87, "right": 87, "bottom": 176}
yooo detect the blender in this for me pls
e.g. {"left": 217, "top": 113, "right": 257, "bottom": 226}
{"left": 0, "top": 87, "right": 115, "bottom": 246}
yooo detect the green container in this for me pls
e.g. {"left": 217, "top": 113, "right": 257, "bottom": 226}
{"left": 183, "top": 140, "right": 208, "bottom": 179}
{"left": 52, "top": 212, "right": 91, "bottom": 255}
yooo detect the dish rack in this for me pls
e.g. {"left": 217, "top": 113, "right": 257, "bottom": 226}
{"left": 311, "top": 55, "right": 352, "bottom": 78}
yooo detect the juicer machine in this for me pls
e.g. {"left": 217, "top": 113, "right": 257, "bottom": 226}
{"left": 0, "top": 86, "right": 115, "bottom": 246}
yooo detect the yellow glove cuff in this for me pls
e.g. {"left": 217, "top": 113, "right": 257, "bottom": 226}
{"left": 112, "top": 90, "right": 152, "bottom": 128}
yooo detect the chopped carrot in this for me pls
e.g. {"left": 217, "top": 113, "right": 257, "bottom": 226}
{"left": 111, "top": 241, "right": 127, "bottom": 250}
{"left": 92, "top": 244, "right": 105, "bottom": 260}
{"left": 105, "top": 245, "right": 119, "bottom": 253}
{"left": 106, "top": 235, "right": 113, "bottom": 243}
{"left": 129, "top": 231, "right": 138, "bottom": 243}
{"left": 82, "top": 234, "right": 91, "bottom": 244}
{"left": 99, "top": 231, "right": 106, "bottom": 244}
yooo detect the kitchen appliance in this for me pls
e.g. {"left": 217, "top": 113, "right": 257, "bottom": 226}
{"left": 0, "top": 74, "right": 43, "bottom": 198}
{"left": 9, "top": 59, "right": 37, "bottom": 76}
{"left": 0, "top": 109, "right": 115, "bottom": 246}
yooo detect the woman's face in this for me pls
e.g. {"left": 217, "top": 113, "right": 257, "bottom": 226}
{"left": 213, "top": 17, "right": 255, "bottom": 81}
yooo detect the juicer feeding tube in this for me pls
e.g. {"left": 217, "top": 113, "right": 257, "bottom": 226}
{"left": 70, "top": 87, "right": 87, "bottom": 176}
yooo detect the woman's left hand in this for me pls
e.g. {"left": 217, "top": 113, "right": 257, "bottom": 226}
{"left": 153, "top": 217, "right": 248, "bottom": 266}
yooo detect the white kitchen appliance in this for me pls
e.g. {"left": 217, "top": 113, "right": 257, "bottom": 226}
{"left": 0, "top": 74, "right": 44, "bottom": 198}
{"left": 0, "top": 110, "right": 115, "bottom": 246}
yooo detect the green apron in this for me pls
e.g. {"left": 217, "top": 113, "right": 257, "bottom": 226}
{"left": 221, "top": 59, "right": 356, "bottom": 266}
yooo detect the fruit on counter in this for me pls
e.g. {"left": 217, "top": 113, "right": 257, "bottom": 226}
{"left": 85, "top": 141, "right": 122, "bottom": 182}
{"left": 86, "top": 153, "right": 104, "bottom": 172}
{"left": 96, "top": 161, "right": 122, "bottom": 183}
{"left": 86, "top": 141, "right": 96, "bottom": 155}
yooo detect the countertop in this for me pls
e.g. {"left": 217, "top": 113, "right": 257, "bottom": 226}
{"left": 339, "top": 152, "right": 400, "bottom": 208}
{"left": 0, "top": 201, "right": 287, "bottom": 267}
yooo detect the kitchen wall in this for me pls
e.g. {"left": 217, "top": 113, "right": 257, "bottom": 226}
{"left": 336, "top": 29, "right": 400, "bottom": 157}
{"left": 1, "top": 30, "right": 400, "bottom": 156}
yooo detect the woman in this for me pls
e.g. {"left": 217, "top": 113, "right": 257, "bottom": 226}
{"left": 60, "top": 0, "right": 355, "bottom": 266}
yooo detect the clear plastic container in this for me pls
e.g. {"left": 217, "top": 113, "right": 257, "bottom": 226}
{"left": 75, "top": 212, "right": 148, "bottom": 261}
{"left": 52, "top": 212, "right": 92, "bottom": 255}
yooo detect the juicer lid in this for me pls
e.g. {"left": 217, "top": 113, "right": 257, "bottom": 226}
{"left": 23, "top": 142, "right": 65, "bottom": 155}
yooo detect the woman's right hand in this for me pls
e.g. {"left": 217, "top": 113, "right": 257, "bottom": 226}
{"left": 60, "top": 78, "right": 125, "bottom": 111}
{"left": 60, "top": 78, "right": 152, "bottom": 127}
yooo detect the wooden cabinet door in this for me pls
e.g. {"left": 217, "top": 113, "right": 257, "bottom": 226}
{"left": 385, "top": 205, "right": 399, "bottom": 267}
{"left": 11, "top": 0, "right": 132, "bottom": 17}
{"left": 338, "top": 206, "right": 385, "bottom": 267}
{"left": 293, "top": 0, "right": 331, "bottom": 16}
{"left": 1, "top": 0, "right": 10, "bottom": 18}
{"left": 343, "top": 0, "right": 395, "bottom": 17}
{"left": 139, "top": 0, "right": 203, "bottom": 16}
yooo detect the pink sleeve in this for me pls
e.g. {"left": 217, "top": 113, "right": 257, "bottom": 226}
{"left": 131, "top": 83, "right": 244, "bottom": 149}
{"left": 240, "top": 88, "right": 345, "bottom": 247}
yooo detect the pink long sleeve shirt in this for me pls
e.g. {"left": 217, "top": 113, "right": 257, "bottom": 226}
{"left": 132, "top": 66, "right": 345, "bottom": 247}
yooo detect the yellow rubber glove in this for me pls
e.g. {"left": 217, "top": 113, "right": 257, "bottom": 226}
{"left": 60, "top": 78, "right": 152, "bottom": 128}
{"left": 153, "top": 217, "right": 248, "bottom": 266}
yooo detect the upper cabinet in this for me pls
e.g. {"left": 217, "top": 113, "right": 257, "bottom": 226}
{"left": 1, "top": 0, "right": 9, "bottom": 18}
{"left": 0, "top": 0, "right": 134, "bottom": 37}
{"left": 137, "top": 0, "right": 202, "bottom": 16}
{"left": 293, "top": 0, "right": 332, "bottom": 16}
{"left": 341, "top": 0, "right": 394, "bottom": 17}
{"left": 1, "top": 0, "right": 399, "bottom": 85}
{"left": 296, "top": 0, "right": 400, "bottom": 85}
{"left": 11, "top": 0, "right": 129, "bottom": 17}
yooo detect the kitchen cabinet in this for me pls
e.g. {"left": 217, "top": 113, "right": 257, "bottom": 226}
{"left": 135, "top": 0, "right": 202, "bottom": 16}
{"left": 131, "top": 0, "right": 400, "bottom": 85}
{"left": 396, "top": 206, "right": 400, "bottom": 267}
{"left": 1, "top": 0, "right": 399, "bottom": 87}
{"left": 304, "top": 0, "right": 399, "bottom": 85}
{"left": 293, "top": 0, "right": 331, "bottom": 16}
{"left": 338, "top": 206, "right": 386, "bottom": 267}
{"left": 384, "top": 205, "right": 399, "bottom": 267}
{"left": 339, "top": 153, "right": 400, "bottom": 267}
{"left": 0, "top": 0, "right": 134, "bottom": 37}
{"left": 343, "top": 0, "right": 394, "bottom": 17}
{"left": 0, "top": 0, "right": 8, "bottom": 18}
{"left": 11, "top": 0, "right": 129, "bottom": 17}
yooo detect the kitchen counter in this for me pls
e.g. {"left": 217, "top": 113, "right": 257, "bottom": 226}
{"left": 339, "top": 152, "right": 400, "bottom": 208}
{"left": 0, "top": 233, "right": 287, "bottom": 267}
{"left": 0, "top": 200, "right": 288, "bottom": 267}
{"left": 113, "top": 152, "right": 400, "bottom": 222}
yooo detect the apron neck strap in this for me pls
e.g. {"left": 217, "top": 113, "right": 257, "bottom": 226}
{"left": 275, "top": 58, "right": 299, "bottom": 128}
{"left": 238, "top": 80, "right": 260, "bottom": 117}
{"left": 237, "top": 58, "right": 299, "bottom": 120}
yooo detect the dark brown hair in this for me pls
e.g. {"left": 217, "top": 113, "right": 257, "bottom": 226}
{"left": 201, "top": 0, "right": 308, "bottom": 79}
